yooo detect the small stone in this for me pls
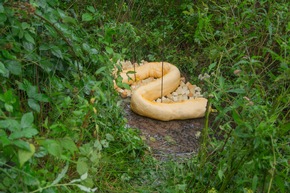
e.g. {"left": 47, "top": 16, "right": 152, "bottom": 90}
{"left": 172, "top": 92, "right": 178, "bottom": 96}
{"left": 195, "top": 87, "right": 201, "bottom": 92}
{"left": 188, "top": 84, "right": 196, "bottom": 90}
{"left": 126, "top": 90, "right": 132, "bottom": 97}
{"left": 121, "top": 91, "right": 127, "bottom": 98}
{"left": 178, "top": 95, "right": 183, "bottom": 101}
{"left": 164, "top": 98, "right": 173, "bottom": 103}
{"left": 182, "top": 95, "right": 188, "bottom": 101}
{"left": 156, "top": 98, "right": 161, "bottom": 103}
{"left": 176, "top": 87, "right": 183, "bottom": 94}
{"left": 195, "top": 131, "right": 201, "bottom": 139}
{"left": 164, "top": 135, "right": 176, "bottom": 144}
{"left": 234, "top": 69, "right": 242, "bottom": 75}
{"left": 149, "top": 137, "right": 156, "bottom": 142}
{"left": 166, "top": 94, "right": 172, "bottom": 99}
{"left": 172, "top": 96, "right": 178, "bottom": 102}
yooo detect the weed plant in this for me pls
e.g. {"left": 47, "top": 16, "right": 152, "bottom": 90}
{"left": 0, "top": 0, "right": 289, "bottom": 192}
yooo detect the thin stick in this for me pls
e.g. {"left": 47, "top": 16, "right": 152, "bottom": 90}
{"left": 161, "top": 10, "right": 165, "bottom": 103}
{"left": 134, "top": 62, "right": 136, "bottom": 81}
{"left": 161, "top": 61, "right": 164, "bottom": 102}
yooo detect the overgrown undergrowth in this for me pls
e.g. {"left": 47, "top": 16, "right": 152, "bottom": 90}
{"left": 0, "top": 0, "right": 289, "bottom": 192}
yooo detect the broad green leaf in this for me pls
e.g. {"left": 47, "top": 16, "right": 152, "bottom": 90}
{"left": 27, "top": 84, "right": 38, "bottom": 98}
{"left": 77, "top": 159, "right": 89, "bottom": 175}
{"left": 0, "top": 119, "right": 20, "bottom": 131}
{"left": 39, "top": 60, "right": 54, "bottom": 73}
{"left": 87, "top": 6, "right": 95, "bottom": 13}
{"left": 105, "top": 133, "right": 114, "bottom": 141}
{"left": 4, "top": 103, "right": 13, "bottom": 112}
{"left": 39, "top": 44, "right": 52, "bottom": 51}
{"left": 23, "top": 128, "right": 38, "bottom": 138}
{"left": 42, "top": 188, "right": 56, "bottom": 193}
{"left": 208, "top": 62, "right": 216, "bottom": 72}
{"left": 23, "top": 173, "right": 40, "bottom": 186}
{"left": 80, "top": 172, "right": 88, "bottom": 180}
{"left": 60, "top": 137, "right": 78, "bottom": 153}
{"left": 3, "top": 89, "right": 16, "bottom": 104}
{"left": 275, "top": 176, "right": 286, "bottom": 193}
{"left": 28, "top": 99, "right": 40, "bottom": 112}
{"left": 226, "top": 88, "right": 245, "bottom": 94}
{"left": 9, "top": 130, "right": 25, "bottom": 139}
{"left": 34, "top": 93, "right": 49, "bottom": 102}
{"left": 90, "top": 150, "right": 101, "bottom": 164}
{"left": 21, "top": 112, "right": 34, "bottom": 128}
{"left": 82, "top": 177, "right": 94, "bottom": 189}
{"left": 13, "top": 140, "right": 31, "bottom": 151}
{"left": 219, "top": 76, "right": 225, "bottom": 89}
{"left": 23, "top": 42, "right": 34, "bottom": 51}
{"left": 232, "top": 110, "right": 243, "bottom": 125}
{"left": 105, "top": 46, "right": 114, "bottom": 55}
{"left": 18, "top": 143, "right": 35, "bottom": 167}
{"left": 21, "top": 22, "right": 30, "bottom": 29}
{"left": 51, "top": 47, "right": 63, "bottom": 59}
{"left": 51, "top": 163, "right": 69, "bottom": 186}
{"left": 82, "top": 13, "right": 93, "bottom": 21}
{"left": 0, "top": 130, "right": 10, "bottom": 146}
{"left": 218, "top": 169, "right": 223, "bottom": 180}
{"left": 0, "top": 61, "right": 9, "bottom": 77}
{"left": 1, "top": 50, "right": 16, "bottom": 59}
{"left": 6, "top": 60, "right": 22, "bottom": 75}
{"left": 62, "top": 16, "right": 77, "bottom": 25}
{"left": 0, "top": 3, "right": 4, "bottom": 13}
{"left": 47, "top": 141, "right": 62, "bottom": 157}
{"left": 0, "top": 13, "right": 7, "bottom": 23}
{"left": 101, "top": 139, "right": 109, "bottom": 148}
{"left": 24, "top": 32, "right": 35, "bottom": 44}
{"left": 82, "top": 43, "right": 91, "bottom": 52}
{"left": 38, "top": 139, "right": 62, "bottom": 158}
{"left": 34, "top": 146, "right": 48, "bottom": 158}
{"left": 73, "top": 110, "right": 83, "bottom": 116}
{"left": 93, "top": 140, "right": 102, "bottom": 151}
{"left": 252, "top": 175, "right": 258, "bottom": 192}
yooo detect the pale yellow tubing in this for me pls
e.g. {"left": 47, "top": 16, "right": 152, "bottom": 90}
{"left": 119, "top": 62, "right": 208, "bottom": 121}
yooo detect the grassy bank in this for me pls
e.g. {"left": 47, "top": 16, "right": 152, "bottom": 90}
{"left": 0, "top": 0, "right": 289, "bottom": 192}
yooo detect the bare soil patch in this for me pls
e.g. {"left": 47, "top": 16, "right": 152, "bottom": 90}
{"left": 122, "top": 98, "right": 205, "bottom": 160}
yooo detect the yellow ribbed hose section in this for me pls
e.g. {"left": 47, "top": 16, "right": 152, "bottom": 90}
{"left": 119, "top": 62, "right": 207, "bottom": 121}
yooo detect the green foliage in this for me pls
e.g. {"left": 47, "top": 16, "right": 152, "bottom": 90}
{"left": 0, "top": 1, "right": 146, "bottom": 192}
{"left": 0, "top": 0, "right": 289, "bottom": 192}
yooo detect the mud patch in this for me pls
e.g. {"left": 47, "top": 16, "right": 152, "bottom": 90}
{"left": 122, "top": 98, "right": 204, "bottom": 160}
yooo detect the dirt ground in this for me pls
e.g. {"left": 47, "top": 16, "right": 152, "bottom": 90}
{"left": 122, "top": 98, "right": 205, "bottom": 160}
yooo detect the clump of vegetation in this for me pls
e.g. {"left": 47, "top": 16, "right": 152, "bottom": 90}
{"left": 0, "top": 0, "right": 289, "bottom": 192}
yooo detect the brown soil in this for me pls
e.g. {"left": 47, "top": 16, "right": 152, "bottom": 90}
{"left": 122, "top": 98, "right": 205, "bottom": 160}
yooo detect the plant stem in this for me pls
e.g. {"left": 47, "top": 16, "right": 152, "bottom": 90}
{"left": 267, "top": 135, "right": 276, "bottom": 193}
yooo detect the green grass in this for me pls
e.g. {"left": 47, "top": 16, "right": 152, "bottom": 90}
{"left": 0, "top": 0, "right": 289, "bottom": 192}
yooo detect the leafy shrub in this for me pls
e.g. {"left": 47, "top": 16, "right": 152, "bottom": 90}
{"left": 0, "top": 1, "right": 146, "bottom": 192}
